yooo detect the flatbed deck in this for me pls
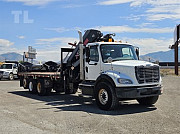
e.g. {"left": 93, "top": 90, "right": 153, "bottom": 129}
{"left": 18, "top": 72, "right": 61, "bottom": 79}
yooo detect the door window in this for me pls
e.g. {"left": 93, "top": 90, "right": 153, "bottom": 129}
{"left": 90, "top": 46, "right": 99, "bottom": 62}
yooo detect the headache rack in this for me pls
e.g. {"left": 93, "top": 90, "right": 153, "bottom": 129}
{"left": 135, "top": 66, "right": 160, "bottom": 84}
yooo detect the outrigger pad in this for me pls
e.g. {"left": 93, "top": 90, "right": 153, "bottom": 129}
{"left": 83, "top": 29, "right": 103, "bottom": 45}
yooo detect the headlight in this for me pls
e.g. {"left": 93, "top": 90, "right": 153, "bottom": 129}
{"left": 117, "top": 78, "right": 133, "bottom": 84}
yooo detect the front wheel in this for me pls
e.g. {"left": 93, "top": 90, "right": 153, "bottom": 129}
{"left": 95, "top": 82, "right": 119, "bottom": 110}
{"left": 137, "top": 96, "right": 159, "bottom": 106}
{"left": 9, "top": 73, "right": 14, "bottom": 80}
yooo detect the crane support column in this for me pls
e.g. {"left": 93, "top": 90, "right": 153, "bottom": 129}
{"left": 78, "top": 31, "right": 85, "bottom": 80}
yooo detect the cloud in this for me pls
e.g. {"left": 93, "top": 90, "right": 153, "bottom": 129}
{"left": 120, "top": 15, "right": 143, "bottom": 21}
{"left": 44, "top": 27, "right": 81, "bottom": 33}
{"left": 146, "top": 4, "right": 180, "bottom": 21}
{"left": 4, "top": 0, "right": 57, "bottom": 6}
{"left": 96, "top": 25, "right": 173, "bottom": 33}
{"left": 36, "top": 37, "right": 78, "bottom": 45}
{"left": 98, "top": 0, "right": 134, "bottom": 5}
{"left": 62, "top": 4, "right": 85, "bottom": 8}
{"left": 98, "top": 0, "right": 180, "bottom": 6}
{"left": 98, "top": 0, "right": 180, "bottom": 21}
{"left": 0, "top": 39, "right": 20, "bottom": 55}
{"left": 44, "top": 27, "right": 71, "bottom": 33}
{"left": 17, "top": 36, "right": 25, "bottom": 39}
{"left": 122, "top": 37, "right": 173, "bottom": 55}
{"left": 35, "top": 37, "right": 78, "bottom": 61}
{"left": 0, "top": 39, "right": 14, "bottom": 47}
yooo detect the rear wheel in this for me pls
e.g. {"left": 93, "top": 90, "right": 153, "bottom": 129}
{"left": 9, "top": 73, "right": 14, "bottom": 80}
{"left": 28, "top": 79, "right": 37, "bottom": 94}
{"left": 95, "top": 82, "right": 119, "bottom": 110}
{"left": 23, "top": 78, "right": 29, "bottom": 89}
{"left": 37, "top": 80, "right": 46, "bottom": 96}
{"left": 137, "top": 96, "right": 159, "bottom": 106}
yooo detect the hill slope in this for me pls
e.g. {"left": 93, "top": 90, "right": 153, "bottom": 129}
{"left": 141, "top": 49, "right": 179, "bottom": 62}
{"left": 0, "top": 52, "right": 23, "bottom": 61}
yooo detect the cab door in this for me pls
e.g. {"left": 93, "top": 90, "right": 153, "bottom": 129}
{"left": 85, "top": 45, "right": 101, "bottom": 80}
{"left": 12, "top": 64, "right": 18, "bottom": 75}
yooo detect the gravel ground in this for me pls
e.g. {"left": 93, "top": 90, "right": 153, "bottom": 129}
{"left": 0, "top": 75, "right": 180, "bottom": 134}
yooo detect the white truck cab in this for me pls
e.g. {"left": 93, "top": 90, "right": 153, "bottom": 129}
{"left": 0, "top": 63, "right": 18, "bottom": 80}
{"left": 85, "top": 42, "right": 161, "bottom": 86}
{"left": 80, "top": 42, "right": 162, "bottom": 110}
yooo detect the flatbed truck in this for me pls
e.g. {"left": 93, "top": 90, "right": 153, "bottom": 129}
{"left": 18, "top": 30, "right": 162, "bottom": 110}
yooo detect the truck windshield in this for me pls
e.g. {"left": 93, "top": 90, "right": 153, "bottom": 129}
{"left": 0, "top": 64, "right": 12, "bottom": 69}
{"left": 100, "top": 44, "right": 138, "bottom": 63}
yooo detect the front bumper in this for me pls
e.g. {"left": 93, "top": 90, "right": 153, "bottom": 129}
{"left": 116, "top": 85, "right": 162, "bottom": 99}
{"left": 0, "top": 73, "right": 9, "bottom": 79}
{"left": 2, "top": 75, "right": 9, "bottom": 79}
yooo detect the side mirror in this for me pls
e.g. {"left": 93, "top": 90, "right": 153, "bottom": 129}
{"left": 135, "top": 47, "right": 140, "bottom": 60}
{"left": 85, "top": 47, "right": 90, "bottom": 62}
{"left": 107, "top": 57, "right": 113, "bottom": 63}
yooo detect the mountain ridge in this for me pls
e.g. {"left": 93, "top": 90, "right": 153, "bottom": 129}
{"left": 0, "top": 50, "right": 178, "bottom": 62}
{"left": 140, "top": 49, "right": 179, "bottom": 62}
{"left": 0, "top": 52, "right": 23, "bottom": 61}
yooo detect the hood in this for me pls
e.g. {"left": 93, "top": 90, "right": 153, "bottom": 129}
{"left": 103, "top": 60, "right": 158, "bottom": 80}
{"left": 102, "top": 60, "right": 160, "bottom": 87}
{"left": 107, "top": 60, "right": 157, "bottom": 67}
{"left": 0, "top": 69, "right": 12, "bottom": 72}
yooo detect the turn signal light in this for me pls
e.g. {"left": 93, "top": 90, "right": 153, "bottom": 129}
{"left": 108, "top": 38, "right": 112, "bottom": 42}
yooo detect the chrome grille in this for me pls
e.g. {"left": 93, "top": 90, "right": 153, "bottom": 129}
{"left": 135, "top": 66, "right": 160, "bottom": 84}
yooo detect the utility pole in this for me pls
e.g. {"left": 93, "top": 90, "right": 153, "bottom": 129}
{"left": 171, "top": 24, "right": 180, "bottom": 75}
{"left": 175, "top": 25, "right": 179, "bottom": 75}
{"left": 175, "top": 40, "right": 178, "bottom": 75}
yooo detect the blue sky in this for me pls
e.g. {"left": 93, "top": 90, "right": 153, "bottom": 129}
{"left": 0, "top": 0, "right": 179, "bottom": 61}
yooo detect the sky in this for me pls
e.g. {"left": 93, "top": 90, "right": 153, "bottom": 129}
{"left": 0, "top": 0, "right": 180, "bottom": 61}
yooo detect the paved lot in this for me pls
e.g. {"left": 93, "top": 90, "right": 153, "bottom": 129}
{"left": 0, "top": 76, "right": 180, "bottom": 134}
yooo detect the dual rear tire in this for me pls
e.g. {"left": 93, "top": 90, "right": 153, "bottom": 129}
{"left": 36, "top": 79, "right": 52, "bottom": 96}
{"left": 23, "top": 78, "right": 51, "bottom": 96}
{"left": 29, "top": 79, "right": 37, "bottom": 94}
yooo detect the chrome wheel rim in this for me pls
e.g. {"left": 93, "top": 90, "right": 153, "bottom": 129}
{"left": 98, "top": 89, "right": 108, "bottom": 105}
{"left": 29, "top": 82, "right": 33, "bottom": 92}
{"left": 37, "top": 83, "right": 41, "bottom": 93}
{"left": 9, "top": 74, "right": 13, "bottom": 80}
{"left": 23, "top": 79, "right": 26, "bottom": 87}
